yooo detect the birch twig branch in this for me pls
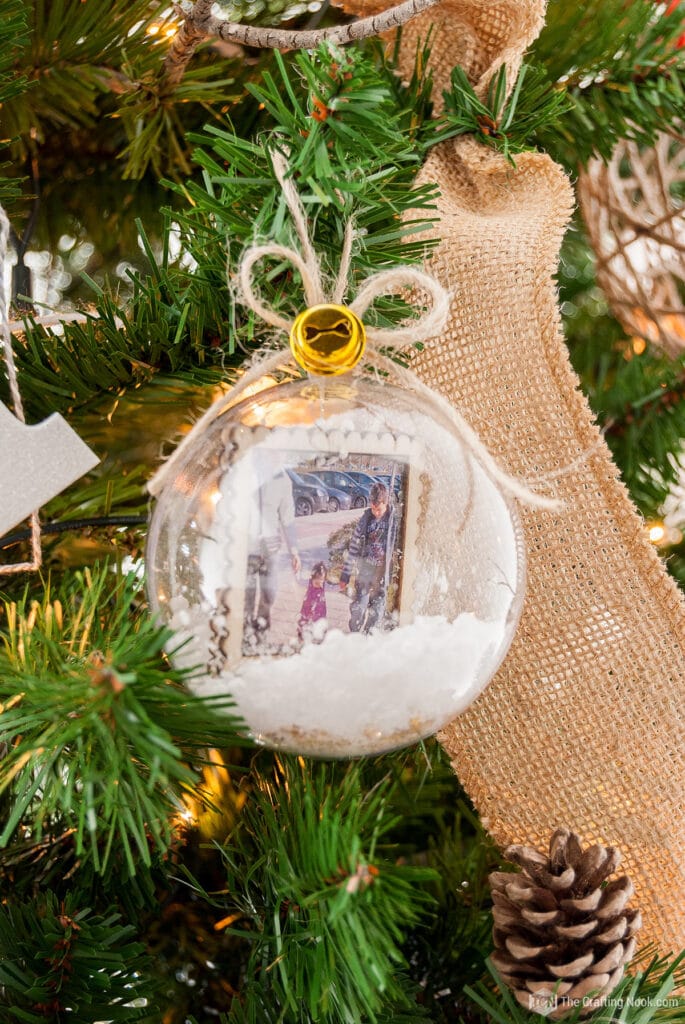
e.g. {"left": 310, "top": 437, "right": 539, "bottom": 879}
{"left": 162, "top": 0, "right": 217, "bottom": 91}
{"left": 166, "top": 0, "right": 441, "bottom": 72}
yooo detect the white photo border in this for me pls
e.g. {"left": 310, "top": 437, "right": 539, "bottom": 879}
{"left": 205, "top": 423, "right": 424, "bottom": 672}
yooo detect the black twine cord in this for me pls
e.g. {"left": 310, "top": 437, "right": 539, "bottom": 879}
{"left": 0, "top": 515, "right": 148, "bottom": 550}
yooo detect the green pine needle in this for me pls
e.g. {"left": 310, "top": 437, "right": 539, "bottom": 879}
{"left": 169, "top": 42, "right": 440, "bottom": 358}
{"left": 559, "top": 226, "right": 685, "bottom": 517}
{"left": 0, "top": 891, "right": 158, "bottom": 1022}
{"left": 186, "top": 757, "right": 438, "bottom": 1023}
{"left": 117, "top": 66, "right": 246, "bottom": 181}
{"left": 429, "top": 62, "right": 572, "bottom": 165}
{"left": 533, "top": 0, "right": 685, "bottom": 167}
{"left": 0, "top": 0, "right": 30, "bottom": 207}
{"left": 1, "top": 45, "right": 439, "bottom": 424}
{"left": 0, "top": 565, "right": 244, "bottom": 875}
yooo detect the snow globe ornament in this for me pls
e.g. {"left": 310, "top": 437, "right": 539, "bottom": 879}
{"left": 147, "top": 152, "right": 531, "bottom": 757}
{"left": 147, "top": 337, "right": 526, "bottom": 756}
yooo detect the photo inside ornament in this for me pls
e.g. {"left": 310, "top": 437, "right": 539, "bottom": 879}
{"left": 147, "top": 375, "right": 526, "bottom": 757}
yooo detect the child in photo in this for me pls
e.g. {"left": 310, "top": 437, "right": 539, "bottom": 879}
{"left": 297, "top": 562, "right": 328, "bottom": 644}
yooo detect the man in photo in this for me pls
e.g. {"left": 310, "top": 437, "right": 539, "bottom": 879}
{"left": 339, "top": 482, "right": 395, "bottom": 634}
{"left": 244, "top": 460, "right": 301, "bottom": 652}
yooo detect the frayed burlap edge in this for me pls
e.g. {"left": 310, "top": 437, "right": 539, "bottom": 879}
{"left": 398, "top": 0, "right": 685, "bottom": 956}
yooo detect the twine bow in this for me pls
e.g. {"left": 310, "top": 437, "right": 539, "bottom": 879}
{"left": 149, "top": 149, "right": 560, "bottom": 511}
{"left": 239, "top": 149, "right": 450, "bottom": 350}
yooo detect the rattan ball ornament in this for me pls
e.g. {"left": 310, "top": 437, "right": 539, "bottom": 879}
{"left": 578, "top": 132, "right": 685, "bottom": 357}
{"left": 490, "top": 829, "right": 641, "bottom": 1019}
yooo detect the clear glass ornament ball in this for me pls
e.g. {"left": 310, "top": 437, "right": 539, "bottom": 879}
{"left": 146, "top": 375, "right": 526, "bottom": 758}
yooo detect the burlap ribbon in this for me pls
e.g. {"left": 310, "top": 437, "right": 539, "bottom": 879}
{"left": 385, "top": 0, "right": 685, "bottom": 954}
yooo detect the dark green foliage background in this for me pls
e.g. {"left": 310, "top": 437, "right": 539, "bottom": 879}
{"left": 1, "top": 0, "right": 685, "bottom": 1020}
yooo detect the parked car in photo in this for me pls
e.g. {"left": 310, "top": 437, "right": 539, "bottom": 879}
{"left": 342, "top": 469, "right": 383, "bottom": 495}
{"left": 285, "top": 469, "right": 329, "bottom": 516}
{"left": 300, "top": 472, "right": 354, "bottom": 513}
{"left": 310, "top": 469, "right": 368, "bottom": 509}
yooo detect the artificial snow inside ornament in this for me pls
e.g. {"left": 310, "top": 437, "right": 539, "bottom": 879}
{"left": 147, "top": 372, "right": 526, "bottom": 756}
{"left": 146, "top": 149, "right": 545, "bottom": 758}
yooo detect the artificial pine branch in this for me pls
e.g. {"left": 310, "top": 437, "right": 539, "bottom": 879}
{"left": 0, "top": 0, "right": 253, "bottom": 182}
{"left": 0, "top": 565, "right": 244, "bottom": 875}
{"left": 0, "top": 43, "right": 438, "bottom": 422}
{"left": 558, "top": 224, "right": 685, "bottom": 516}
{"left": 428, "top": 63, "right": 571, "bottom": 165}
{"left": 0, "top": 261, "right": 228, "bottom": 420}
{"left": 162, "top": 0, "right": 216, "bottom": 93}
{"left": 187, "top": 756, "right": 438, "bottom": 1023}
{"left": 150, "top": 745, "right": 496, "bottom": 1024}
{"left": 116, "top": 62, "right": 248, "bottom": 180}
{"left": 170, "top": 44, "right": 439, "bottom": 357}
{"left": 0, "top": 0, "right": 28, "bottom": 93}
{"left": 1, "top": 0, "right": 157, "bottom": 148}
{"left": 221, "top": 1000, "right": 432, "bottom": 1023}
{"left": 0, "top": 0, "right": 30, "bottom": 207}
{"left": 402, "top": 803, "right": 500, "bottom": 1022}
{"left": 0, "top": 892, "right": 159, "bottom": 1022}
{"left": 532, "top": 0, "right": 685, "bottom": 167}
{"left": 0, "top": 822, "right": 170, "bottom": 923}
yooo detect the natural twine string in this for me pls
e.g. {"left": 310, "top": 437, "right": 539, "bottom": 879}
{"left": 238, "top": 149, "right": 451, "bottom": 346}
{"left": 149, "top": 149, "right": 560, "bottom": 511}
{"left": 0, "top": 204, "right": 42, "bottom": 573}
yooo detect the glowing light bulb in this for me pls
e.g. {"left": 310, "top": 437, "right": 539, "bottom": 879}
{"left": 648, "top": 522, "right": 666, "bottom": 544}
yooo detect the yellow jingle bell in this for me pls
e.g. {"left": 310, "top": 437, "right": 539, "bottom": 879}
{"left": 289, "top": 303, "right": 366, "bottom": 376}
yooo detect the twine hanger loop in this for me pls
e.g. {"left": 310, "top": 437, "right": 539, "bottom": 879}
{"left": 150, "top": 148, "right": 560, "bottom": 513}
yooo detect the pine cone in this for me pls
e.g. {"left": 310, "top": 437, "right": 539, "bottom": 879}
{"left": 489, "top": 829, "right": 641, "bottom": 1019}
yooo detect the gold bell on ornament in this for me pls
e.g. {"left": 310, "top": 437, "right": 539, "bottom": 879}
{"left": 289, "top": 303, "right": 366, "bottom": 376}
